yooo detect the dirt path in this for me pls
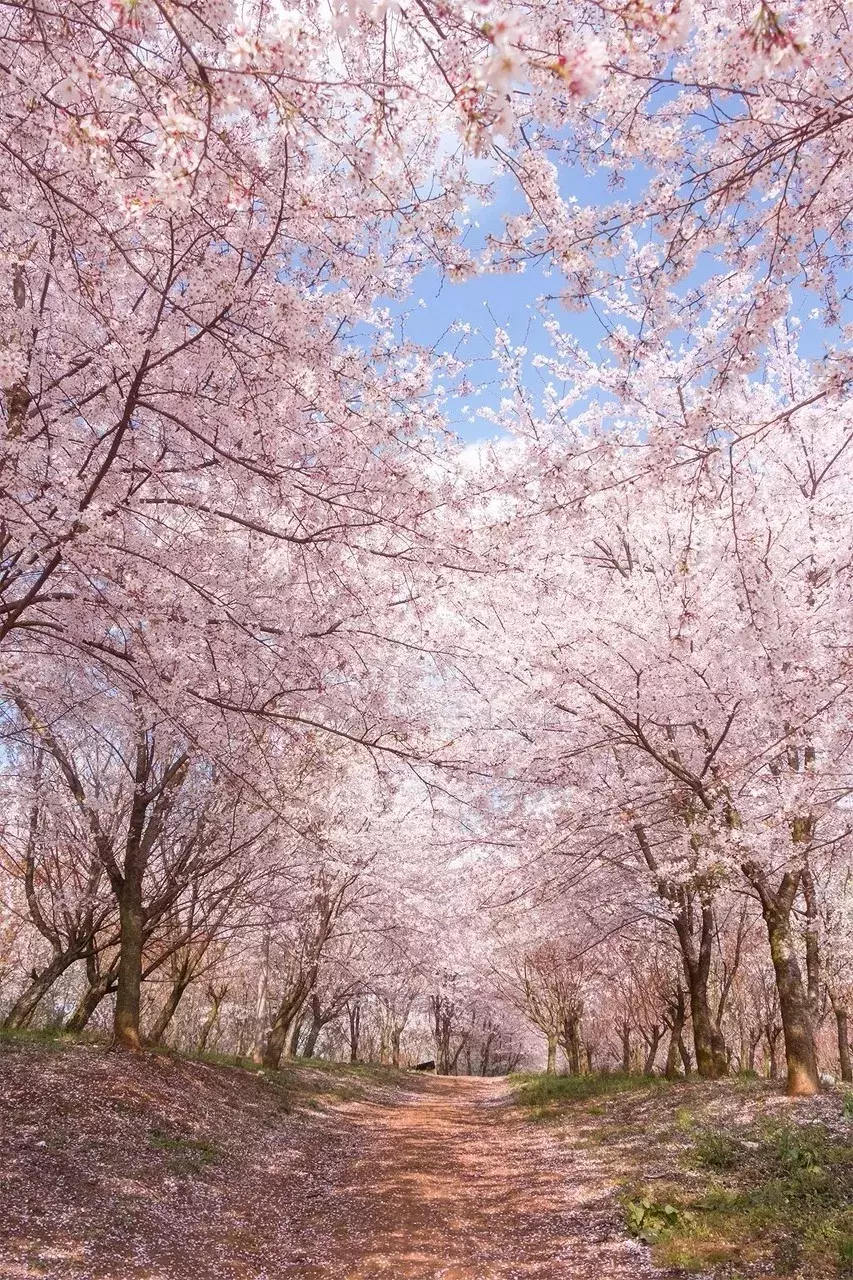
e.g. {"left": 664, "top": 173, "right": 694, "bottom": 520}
{"left": 298, "top": 1076, "right": 664, "bottom": 1280}
{"left": 0, "top": 1048, "right": 666, "bottom": 1280}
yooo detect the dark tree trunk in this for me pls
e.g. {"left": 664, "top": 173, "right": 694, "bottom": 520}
{"left": 3, "top": 951, "right": 81, "bottom": 1030}
{"left": 619, "top": 1021, "right": 631, "bottom": 1073}
{"left": 767, "top": 1029, "right": 781, "bottom": 1080}
{"left": 567, "top": 1020, "right": 581, "bottom": 1075}
{"left": 301, "top": 994, "right": 324, "bottom": 1059}
{"left": 288, "top": 1012, "right": 304, "bottom": 1058}
{"left": 251, "top": 930, "right": 270, "bottom": 1064}
{"left": 676, "top": 902, "right": 727, "bottom": 1079}
{"left": 348, "top": 1002, "right": 361, "bottom": 1063}
{"left": 632, "top": 825, "right": 726, "bottom": 1078}
{"left": 545, "top": 1031, "right": 556, "bottom": 1074}
{"left": 835, "top": 1006, "right": 852, "bottom": 1083}
{"left": 802, "top": 864, "right": 821, "bottom": 1026}
{"left": 197, "top": 987, "right": 227, "bottom": 1055}
{"left": 301, "top": 1025, "right": 320, "bottom": 1058}
{"left": 113, "top": 879, "right": 145, "bottom": 1050}
{"left": 66, "top": 960, "right": 119, "bottom": 1032}
{"left": 148, "top": 971, "right": 192, "bottom": 1046}
{"left": 746, "top": 1029, "right": 762, "bottom": 1073}
{"left": 263, "top": 988, "right": 305, "bottom": 1069}
{"left": 642, "top": 1026, "right": 663, "bottom": 1074}
{"left": 678, "top": 1034, "right": 692, "bottom": 1076}
{"left": 263, "top": 1013, "right": 293, "bottom": 1069}
{"left": 665, "top": 992, "right": 687, "bottom": 1079}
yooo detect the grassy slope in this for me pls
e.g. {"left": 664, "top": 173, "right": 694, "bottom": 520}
{"left": 0, "top": 1030, "right": 411, "bottom": 1279}
{"left": 0, "top": 1024, "right": 405, "bottom": 1097}
{"left": 510, "top": 1071, "right": 853, "bottom": 1280}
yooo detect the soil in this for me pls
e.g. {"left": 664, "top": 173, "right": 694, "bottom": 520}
{"left": 0, "top": 1044, "right": 664, "bottom": 1280}
{"left": 311, "top": 1075, "right": 663, "bottom": 1280}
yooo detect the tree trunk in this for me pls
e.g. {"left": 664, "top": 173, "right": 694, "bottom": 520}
{"left": 262, "top": 1012, "right": 292, "bottom": 1069}
{"left": 147, "top": 973, "right": 191, "bottom": 1046}
{"left": 287, "top": 1012, "right": 304, "bottom": 1059}
{"left": 678, "top": 1034, "right": 692, "bottom": 1076}
{"left": 801, "top": 863, "right": 821, "bottom": 1026}
{"left": 2, "top": 951, "right": 80, "bottom": 1030}
{"left": 348, "top": 1003, "right": 361, "bottom": 1063}
{"left": 567, "top": 1019, "right": 581, "bottom": 1074}
{"left": 301, "top": 995, "right": 324, "bottom": 1059}
{"left": 767, "top": 1029, "right": 781, "bottom": 1080}
{"left": 391, "top": 1027, "right": 402, "bottom": 1069}
{"left": 197, "top": 987, "right": 227, "bottom": 1055}
{"left": 545, "top": 1031, "right": 557, "bottom": 1074}
{"left": 665, "top": 1001, "right": 686, "bottom": 1079}
{"left": 746, "top": 1029, "right": 761, "bottom": 1073}
{"left": 643, "top": 1027, "right": 663, "bottom": 1074}
{"left": 263, "top": 988, "right": 305, "bottom": 1069}
{"left": 619, "top": 1021, "right": 631, "bottom": 1072}
{"left": 113, "top": 882, "right": 145, "bottom": 1050}
{"left": 633, "top": 825, "right": 726, "bottom": 1078}
{"left": 251, "top": 930, "right": 270, "bottom": 1065}
{"left": 836, "top": 1006, "right": 852, "bottom": 1083}
{"left": 65, "top": 959, "right": 119, "bottom": 1032}
{"left": 301, "top": 1024, "right": 321, "bottom": 1058}
{"left": 743, "top": 845, "right": 819, "bottom": 1096}
{"left": 764, "top": 905, "right": 819, "bottom": 1096}
{"left": 681, "top": 943, "right": 727, "bottom": 1078}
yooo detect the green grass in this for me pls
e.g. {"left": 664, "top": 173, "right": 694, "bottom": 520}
{"left": 148, "top": 1127, "right": 220, "bottom": 1171}
{"left": 510, "top": 1070, "right": 667, "bottom": 1117}
{"left": 631, "top": 1121, "right": 853, "bottom": 1276}
{"left": 513, "top": 1068, "right": 853, "bottom": 1276}
{"left": 178, "top": 1046, "right": 401, "bottom": 1085}
{"left": 691, "top": 1128, "right": 744, "bottom": 1171}
{"left": 0, "top": 1025, "right": 408, "bottom": 1110}
{"left": 0, "top": 1025, "right": 105, "bottom": 1049}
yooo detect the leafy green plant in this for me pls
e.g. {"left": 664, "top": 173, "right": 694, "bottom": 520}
{"left": 626, "top": 1195, "right": 692, "bottom": 1243}
{"left": 767, "top": 1124, "right": 825, "bottom": 1176}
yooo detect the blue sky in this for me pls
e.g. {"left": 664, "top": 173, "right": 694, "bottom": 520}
{"left": 398, "top": 163, "right": 615, "bottom": 442}
{"left": 380, "top": 148, "right": 846, "bottom": 444}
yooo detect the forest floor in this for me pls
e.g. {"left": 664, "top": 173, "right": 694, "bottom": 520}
{"left": 2, "top": 1038, "right": 852, "bottom": 1280}
{"left": 511, "top": 1071, "right": 853, "bottom": 1280}
{"left": 0, "top": 1036, "right": 659, "bottom": 1280}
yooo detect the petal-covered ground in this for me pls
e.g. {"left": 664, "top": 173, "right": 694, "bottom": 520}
{"left": 0, "top": 1043, "right": 663, "bottom": 1280}
{"left": 307, "top": 1075, "right": 663, "bottom": 1279}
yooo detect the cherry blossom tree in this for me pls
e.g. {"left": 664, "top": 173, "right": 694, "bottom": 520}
{"left": 451, "top": 350, "right": 853, "bottom": 1095}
